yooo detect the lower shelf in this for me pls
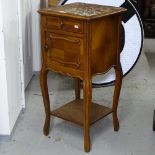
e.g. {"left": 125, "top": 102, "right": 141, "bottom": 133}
{"left": 51, "top": 99, "right": 113, "bottom": 126}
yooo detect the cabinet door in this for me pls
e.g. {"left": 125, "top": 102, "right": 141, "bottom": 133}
{"left": 45, "top": 32, "right": 83, "bottom": 70}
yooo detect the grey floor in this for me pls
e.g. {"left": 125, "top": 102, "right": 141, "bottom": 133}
{"left": 1, "top": 42, "right": 155, "bottom": 155}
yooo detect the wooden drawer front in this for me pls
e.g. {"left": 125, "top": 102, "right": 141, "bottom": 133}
{"left": 46, "top": 16, "right": 62, "bottom": 29}
{"left": 62, "top": 19, "right": 83, "bottom": 33}
{"left": 45, "top": 33, "right": 83, "bottom": 69}
{"left": 45, "top": 16, "right": 83, "bottom": 33}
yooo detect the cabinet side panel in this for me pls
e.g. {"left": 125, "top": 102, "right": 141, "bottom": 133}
{"left": 91, "top": 15, "right": 120, "bottom": 75}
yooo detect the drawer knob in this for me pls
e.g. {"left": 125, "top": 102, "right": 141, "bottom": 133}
{"left": 74, "top": 25, "right": 79, "bottom": 29}
{"left": 44, "top": 44, "right": 49, "bottom": 50}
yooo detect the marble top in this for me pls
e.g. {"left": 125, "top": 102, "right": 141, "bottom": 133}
{"left": 39, "top": 2, "right": 127, "bottom": 20}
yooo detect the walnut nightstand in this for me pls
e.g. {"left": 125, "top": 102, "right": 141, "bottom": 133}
{"left": 38, "top": 3, "right": 126, "bottom": 152}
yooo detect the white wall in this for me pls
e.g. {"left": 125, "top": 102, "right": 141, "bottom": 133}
{"left": 0, "top": 0, "right": 10, "bottom": 134}
{"left": 20, "top": 0, "right": 33, "bottom": 88}
{"left": 31, "top": 0, "right": 41, "bottom": 71}
{"left": 0, "top": 0, "right": 43, "bottom": 136}
{"left": 0, "top": 0, "right": 24, "bottom": 135}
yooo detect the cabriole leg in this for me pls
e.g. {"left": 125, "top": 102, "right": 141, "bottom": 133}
{"left": 40, "top": 68, "right": 51, "bottom": 135}
{"left": 113, "top": 64, "right": 123, "bottom": 131}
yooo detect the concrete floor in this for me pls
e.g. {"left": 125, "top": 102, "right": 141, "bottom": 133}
{"left": 1, "top": 43, "right": 155, "bottom": 154}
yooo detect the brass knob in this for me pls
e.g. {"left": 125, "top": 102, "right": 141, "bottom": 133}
{"left": 74, "top": 25, "right": 79, "bottom": 29}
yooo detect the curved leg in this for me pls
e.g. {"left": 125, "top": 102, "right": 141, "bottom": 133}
{"left": 75, "top": 78, "right": 81, "bottom": 99}
{"left": 40, "top": 68, "right": 51, "bottom": 136}
{"left": 83, "top": 78, "right": 92, "bottom": 152}
{"left": 113, "top": 63, "right": 123, "bottom": 131}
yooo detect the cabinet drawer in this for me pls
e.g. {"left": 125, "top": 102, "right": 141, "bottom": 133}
{"left": 45, "top": 32, "right": 83, "bottom": 69}
{"left": 45, "top": 16, "right": 83, "bottom": 33}
{"left": 46, "top": 16, "right": 62, "bottom": 29}
{"left": 62, "top": 19, "right": 83, "bottom": 33}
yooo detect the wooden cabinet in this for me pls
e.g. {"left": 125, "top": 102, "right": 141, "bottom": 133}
{"left": 39, "top": 3, "right": 126, "bottom": 152}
